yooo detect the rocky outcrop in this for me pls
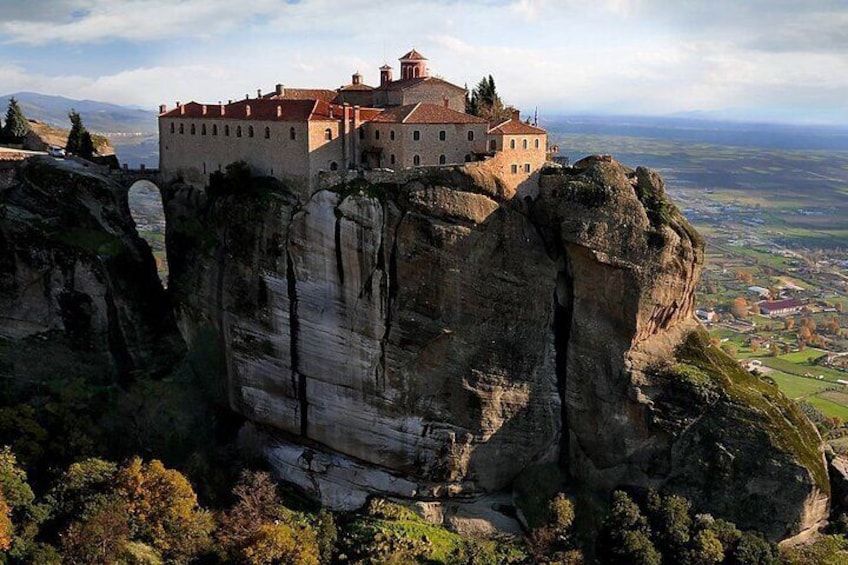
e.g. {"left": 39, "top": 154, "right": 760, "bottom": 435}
{"left": 0, "top": 157, "right": 182, "bottom": 378}
{"left": 165, "top": 160, "right": 828, "bottom": 541}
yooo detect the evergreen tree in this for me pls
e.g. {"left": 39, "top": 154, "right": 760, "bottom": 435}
{"left": 2, "top": 97, "right": 30, "bottom": 139}
{"left": 79, "top": 131, "right": 96, "bottom": 159}
{"left": 466, "top": 75, "right": 511, "bottom": 121}
{"left": 67, "top": 109, "right": 88, "bottom": 155}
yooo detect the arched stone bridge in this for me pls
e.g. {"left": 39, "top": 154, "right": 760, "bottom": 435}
{"left": 106, "top": 166, "right": 161, "bottom": 188}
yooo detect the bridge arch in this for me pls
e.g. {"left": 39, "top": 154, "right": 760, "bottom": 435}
{"left": 127, "top": 179, "right": 168, "bottom": 285}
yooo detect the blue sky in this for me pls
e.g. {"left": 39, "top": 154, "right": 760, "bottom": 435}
{"left": 1, "top": 0, "right": 846, "bottom": 124}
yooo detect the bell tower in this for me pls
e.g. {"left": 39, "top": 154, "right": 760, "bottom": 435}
{"left": 399, "top": 49, "right": 428, "bottom": 80}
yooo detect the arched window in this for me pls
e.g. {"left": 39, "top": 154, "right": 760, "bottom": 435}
{"left": 190, "top": 124, "right": 196, "bottom": 135}
{"left": 212, "top": 124, "right": 218, "bottom": 136}
{"left": 179, "top": 123, "right": 184, "bottom": 134}
{"left": 439, "top": 154, "right": 446, "bottom": 165}
{"left": 290, "top": 127, "right": 296, "bottom": 140}
{"left": 390, "top": 154, "right": 396, "bottom": 165}
{"left": 467, "top": 130, "right": 474, "bottom": 141}
{"left": 201, "top": 124, "right": 207, "bottom": 135}
{"left": 375, "top": 129, "right": 380, "bottom": 140}
{"left": 236, "top": 126, "right": 242, "bottom": 138}
{"left": 330, "top": 162, "right": 338, "bottom": 171}
{"left": 170, "top": 122, "right": 175, "bottom": 133}
{"left": 439, "top": 130, "right": 446, "bottom": 141}
{"left": 413, "top": 155, "right": 421, "bottom": 166}
{"left": 510, "top": 139, "right": 516, "bottom": 149}
{"left": 523, "top": 139, "right": 528, "bottom": 149}
{"left": 225, "top": 125, "right": 230, "bottom": 136}
{"left": 535, "top": 138, "right": 540, "bottom": 149}
{"left": 265, "top": 126, "right": 271, "bottom": 139}
{"left": 248, "top": 125, "right": 254, "bottom": 138}
{"left": 390, "top": 130, "right": 395, "bottom": 140}
{"left": 325, "top": 128, "right": 332, "bottom": 140}
{"left": 489, "top": 139, "right": 497, "bottom": 151}
{"left": 413, "top": 130, "right": 420, "bottom": 141}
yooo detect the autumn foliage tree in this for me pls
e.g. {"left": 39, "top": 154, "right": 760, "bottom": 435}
{"left": 731, "top": 297, "right": 750, "bottom": 319}
{"left": 0, "top": 490, "right": 12, "bottom": 551}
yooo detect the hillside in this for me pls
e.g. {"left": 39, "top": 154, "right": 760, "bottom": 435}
{"left": 0, "top": 92, "right": 157, "bottom": 134}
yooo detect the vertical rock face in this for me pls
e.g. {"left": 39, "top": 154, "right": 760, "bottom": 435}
{"left": 0, "top": 158, "right": 183, "bottom": 377}
{"left": 165, "top": 160, "right": 828, "bottom": 541}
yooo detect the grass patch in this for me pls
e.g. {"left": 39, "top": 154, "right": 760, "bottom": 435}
{"left": 767, "top": 372, "right": 834, "bottom": 400}
{"left": 778, "top": 349, "right": 827, "bottom": 364}
{"left": 806, "top": 396, "right": 848, "bottom": 421}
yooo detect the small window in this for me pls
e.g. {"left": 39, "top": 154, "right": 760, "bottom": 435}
{"left": 523, "top": 139, "right": 528, "bottom": 149}
{"left": 510, "top": 139, "right": 515, "bottom": 149}
{"left": 179, "top": 123, "right": 184, "bottom": 134}
{"left": 359, "top": 128, "right": 364, "bottom": 140}
{"left": 249, "top": 126, "right": 254, "bottom": 138}
{"left": 465, "top": 154, "right": 472, "bottom": 162}
{"left": 439, "top": 154, "right": 446, "bottom": 165}
{"left": 265, "top": 126, "right": 270, "bottom": 139}
{"left": 489, "top": 139, "right": 497, "bottom": 151}
{"left": 524, "top": 163, "right": 531, "bottom": 173}
{"left": 390, "top": 154, "right": 396, "bottom": 165}
{"left": 330, "top": 162, "right": 338, "bottom": 171}
{"left": 237, "top": 126, "right": 242, "bottom": 138}
{"left": 413, "top": 130, "right": 420, "bottom": 141}
{"left": 203, "top": 162, "right": 207, "bottom": 174}
{"left": 534, "top": 138, "right": 540, "bottom": 149}
{"left": 439, "top": 130, "right": 446, "bottom": 141}
{"left": 467, "top": 130, "right": 474, "bottom": 141}
{"left": 212, "top": 124, "right": 218, "bottom": 136}
{"left": 413, "top": 155, "right": 420, "bottom": 166}
{"left": 390, "top": 130, "right": 395, "bottom": 141}
{"left": 375, "top": 129, "right": 380, "bottom": 140}
{"left": 510, "top": 164, "right": 518, "bottom": 174}
{"left": 201, "top": 124, "right": 207, "bottom": 135}
{"left": 170, "top": 122, "right": 175, "bottom": 133}
{"left": 290, "top": 127, "right": 296, "bottom": 140}
{"left": 225, "top": 125, "right": 230, "bottom": 136}
{"left": 190, "top": 124, "right": 196, "bottom": 135}
{"left": 325, "top": 128, "right": 332, "bottom": 141}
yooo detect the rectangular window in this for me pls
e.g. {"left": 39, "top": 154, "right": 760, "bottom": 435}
{"left": 510, "top": 164, "right": 518, "bottom": 174}
{"left": 524, "top": 163, "right": 531, "bottom": 173}
{"left": 413, "top": 130, "right": 420, "bottom": 141}
{"left": 439, "top": 130, "right": 446, "bottom": 141}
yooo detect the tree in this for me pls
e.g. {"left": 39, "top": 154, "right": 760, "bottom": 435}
{"left": 731, "top": 297, "right": 749, "bottom": 319}
{"left": 67, "top": 109, "right": 95, "bottom": 156}
{"left": 242, "top": 523, "right": 320, "bottom": 565}
{"left": 784, "top": 317, "right": 796, "bottom": 331}
{"left": 689, "top": 529, "right": 724, "bottom": 565}
{"left": 0, "top": 490, "right": 12, "bottom": 551}
{"left": 645, "top": 491, "right": 691, "bottom": 562}
{"left": 735, "top": 270, "right": 754, "bottom": 284}
{"left": 60, "top": 498, "right": 131, "bottom": 565}
{"left": 2, "top": 97, "right": 30, "bottom": 139}
{"left": 732, "top": 531, "right": 779, "bottom": 565}
{"left": 599, "top": 491, "right": 660, "bottom": 565}
{"left": 115, "top": 458, "right": 214, "bottom": 563}
{"left": 466, "top": 75, "right": 512, "bottom": 121}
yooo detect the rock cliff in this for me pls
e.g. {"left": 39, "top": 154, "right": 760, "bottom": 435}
{"left": 165, "top": 158, "right": 828, "bottom": 541}
{"left": 0, "top": 157, "right": 182, "bottom": 379}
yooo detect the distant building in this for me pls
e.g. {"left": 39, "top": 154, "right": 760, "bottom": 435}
{"left": 158, "top": 49, "right": 549, "bottom": 195}
{"left": 747, "top": 286, "right": 771, "bottom": 299}
{"left": 759, "top": 298, "right": 804, "bottom": 317}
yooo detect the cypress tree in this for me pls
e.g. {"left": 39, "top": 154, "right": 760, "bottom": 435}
{"left": 79, "top": 131, "right": 96, "bottom": 159}
{"left": 2, "top": 97, "right": 30, "bottom": 139}
{"left": 66, "top": 110, "right": 86, "bottom": 154}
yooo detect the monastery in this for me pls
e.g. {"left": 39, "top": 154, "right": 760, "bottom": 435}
{"left": 158, "top": 49, "right": 549, "bottom": 193}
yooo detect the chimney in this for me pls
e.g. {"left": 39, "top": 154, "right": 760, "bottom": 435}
{"left": 380, "top": 65, "right": 393, "bottom": 86}
{"left": 276, "top": 105, "right": 282, "bottom": 118}
{"left": 176, "top": 101, "right": 181, "bottom": 108}
{"left": 202, "top": 105, "right": 207, "bottom": 116}
{"left": 512, "top": 109, "right": 520, "bottom": 121}
{"left": 275, "top": 84, "right": 284, "bottom": 96}
{"left": 245, "top": 104, "right": 251, "bottom": 117}
{"left": 245, "top": 93, "right": 249, "bottom": 100}
{"left": 158, "top": 104, "right": 167, "bottom": 114}
{"left": 257, "top": 89, "right": 262, "bottom": 98}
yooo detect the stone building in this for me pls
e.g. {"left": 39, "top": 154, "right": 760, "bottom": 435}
{"left": 159, "top": 49, "right": 548, "bottom": 194}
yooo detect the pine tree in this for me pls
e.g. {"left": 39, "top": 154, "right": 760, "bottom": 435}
{"left": 79, "top": 131, "right": 96, "bottom": 159}
{"left": 67, "top": 109, "right": 86, "bottom": 154}
{"left": 2, "top": 97, "right": 30, "bottom": 139}
{"left": 466, "top": 75, "right": 510, "bottom": 121}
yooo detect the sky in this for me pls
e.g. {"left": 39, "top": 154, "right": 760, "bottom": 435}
{"left": 1, "top": 0, "right": 846, "bottom": 124}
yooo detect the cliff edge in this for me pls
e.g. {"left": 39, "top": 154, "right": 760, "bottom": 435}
{"left": 164, "top": 158, "right": 828, "bottom": 541}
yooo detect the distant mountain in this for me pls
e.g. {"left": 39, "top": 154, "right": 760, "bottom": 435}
{"left": 0, "top": 92, "right": 157, "bottom": 134}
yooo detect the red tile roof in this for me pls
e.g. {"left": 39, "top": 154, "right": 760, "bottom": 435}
{"left": 376, "top": 76, "right": 465, "bottom": 93}
{"left": 400, "top": 49, "right": 427, "bottom": 61}
{"left": 339, "top": 83, "right": 374, "bottom": 92}
{"left": 369, "top": 103, "right": 487, "bottom": 125}
{"left": 488, "top": 118, "right": 546, "bottom": 135}
{"left": 761, "top": 298, "right": 804, "bottom": 312}
{"left": 160, "top": 99, "right": 339, "bottom": 122}
{"left": 263, "top": 88, "right": 337, "bottom": 102}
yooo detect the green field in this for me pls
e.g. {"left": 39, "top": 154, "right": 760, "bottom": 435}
{"left": 806, "top": 396, "right": 848, "bottom": 421}
{"left": 767, "top": 371, "right": 834, "bottom": 400}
